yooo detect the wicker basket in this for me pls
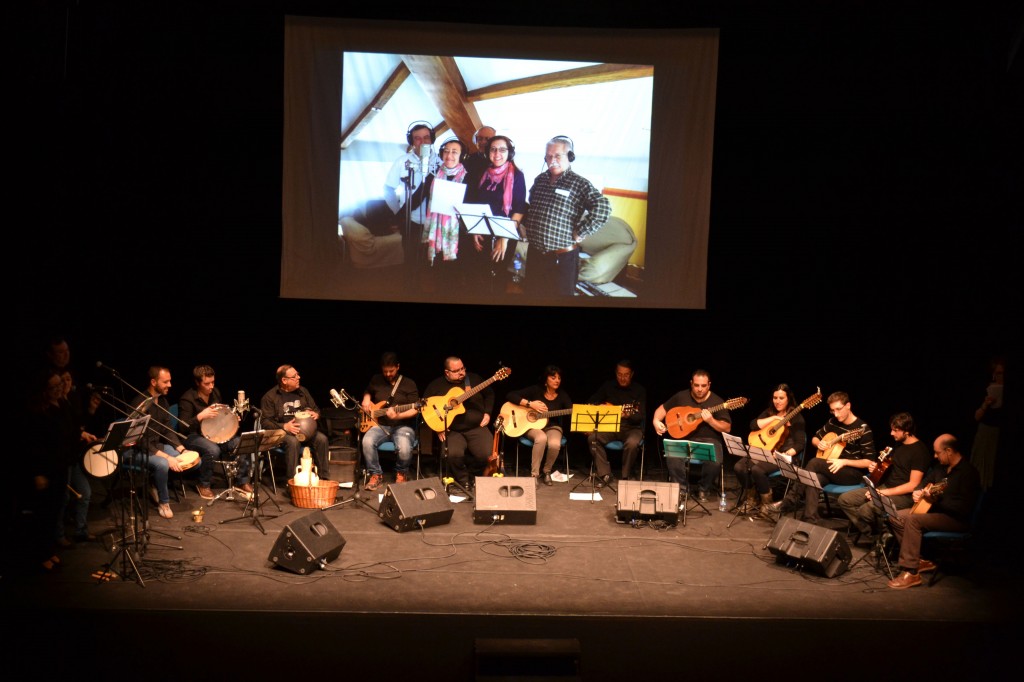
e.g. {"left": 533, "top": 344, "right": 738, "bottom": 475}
{"left": 287, "top": 479, "right": 338, "bottom": 508}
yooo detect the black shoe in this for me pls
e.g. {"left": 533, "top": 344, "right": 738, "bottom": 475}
{"left": 543, "top": 473, "right": 553, "bottom": 486}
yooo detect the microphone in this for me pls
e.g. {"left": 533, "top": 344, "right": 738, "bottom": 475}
{"left": 330, "top": 388, "right": 344, "bottom": 408}
{"left": 95, "top": 361, "right": 120, "bottom": 375}
{"left": 233, "top": 390, "right": 249, "bottom": 415}
{"left": 86, "top": 383, "right": 112, "bottom": 393}
{"left": 420, "top": 143, "right": 432, "bottom": 176}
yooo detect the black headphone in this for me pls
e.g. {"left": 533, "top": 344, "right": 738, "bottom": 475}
{"left": 486, "top": 135, "right": 516, "bottom": 162}
{"left": 551, "top": 135, "right": 575, "bottom": 162}
{"left": 406, "top": 120, "right": 436, "bottom": 147}
{"left": 438, "top": 137, "right": 466, "bottom": 163}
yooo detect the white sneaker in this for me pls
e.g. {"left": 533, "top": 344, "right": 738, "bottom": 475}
{"left": 158, "top": 503, "right": 173, "bottom": 519}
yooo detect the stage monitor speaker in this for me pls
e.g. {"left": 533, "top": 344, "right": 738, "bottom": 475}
{"left": 378, "top": 477, "right": 454, "bottom": 532}
{"left": 267, "top": 510, "right": 346, "bottom": 574}
{"left": 616, "top": 480, "right": 680, "bottom": 524}
{"left": 767, "top": 517, "right": 851, "bottom": 578}
{"left": 473, "top": 476, "right": 537, "bottom": 524}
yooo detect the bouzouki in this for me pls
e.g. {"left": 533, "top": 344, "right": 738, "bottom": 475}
{"left": 483, "top": 415, "right": 505, "bottom": 478}
{"left": 911, "top": 478, "right": 948, "bottom": 514}
{"left": 747, "top": 388, "right": 823, "bottom": 450}
{"left": 815, "top": 425, "right": 867, "bottom": 460}
{"left": 422, "top": 367, "right": 512, "bottom": 433}
{"left": 666, "top": 397, "right": 748, "bottom": 439}
{"left": 868, "top": 446, "right": 894, "bottom": 485}
{"left": 499, "top": 401, "right": 638, "bottom": 438}
{"left": 358, "top": 399, "right": 425, "bottom": 433}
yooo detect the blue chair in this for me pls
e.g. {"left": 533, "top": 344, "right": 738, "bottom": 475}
{"left": 922, "top": 491, "right": 985, "bottom": 586}
{"left": 607, "top": 438, "right": 646, "bottom": 479}
{"left": 515, "top": 434, "right": 568, "bottom": 477}
{"left": 821, "top": 482, "right": 863, "bottom": 520}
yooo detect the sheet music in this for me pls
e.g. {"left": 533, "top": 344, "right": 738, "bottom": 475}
{"left": 429, "top": 177, "right": 468, "bottom": 217}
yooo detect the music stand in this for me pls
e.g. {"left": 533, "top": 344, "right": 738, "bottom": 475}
{"left": 662, "top": 439, "right": 716, "bottom": 526}
{"left": 723, "top": 433, "right": 763, "bottom": 527}
{"left": 220, "top": 429, "right": 286, "bottom": 534}
{"left": 569, "top": 404, "right": 622, "bottom": 500}
{"left": 455, "top": 205, "right": 521, "bottom": 241}
{"left": 846, "top": 476, "right": 898, "bottom": 579}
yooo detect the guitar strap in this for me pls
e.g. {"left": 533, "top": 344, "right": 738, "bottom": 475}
{"left": 386, "top": 375, "right": 402, "bottom": 405}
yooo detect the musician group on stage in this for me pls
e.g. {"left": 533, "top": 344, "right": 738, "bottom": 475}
{"left": 25, "top": 339, "right": 982, "bottom": 588}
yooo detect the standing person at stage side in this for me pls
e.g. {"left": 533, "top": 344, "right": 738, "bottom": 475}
{"left": 653, "top": 369, "right": 731, "bottom": 501}
{"left": 360, "top": 352, "right": 421, "bottom": 491}
{"left": 587, "top": 360, "right": 647, "bottom": 486}
{"left": 178, "top": 364, "right": 251, "bottom": 501}
{"left": 463, "top": 125, "right": 495, "bottom": 178}
{"left": 736, "top": 384, "right": 806, "bottom": 514}
{"left": 505, "top": 365, "right": 573, "bottom": 486}
{"left": 887, "top": 434, "right": 981, "bottom": 589}
{"left": 838, "top": 411, "right": 930, "bottom": 545}
{"left": 463, "top": 134, "right": 527, "bottom": 284}
{"left": 260, "top": 365, "right": 331, "bottom": 494}
{"left": 521, "top": 136, "right": 611, "bottom": 297}
{"left": 766, "top": 390, "right": 877, "bottom": 523}
{"left": 970, "top": 356, "right": 1004, "bottom": 491}
{"left": 421, "top": 356, "right": 497, "bottom": 490}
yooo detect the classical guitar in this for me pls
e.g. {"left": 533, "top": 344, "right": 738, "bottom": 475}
{"left": 666, "top": 397, "right": 748, "bottom": 439}
{"left": 815, "top": 425, "right": 867, "bottom": 460}
{"left": 358, "top": 399, "right": 425, "bottom": 433}
{"left": 911, "top": 478, "right": 949, "bottom": 514}
{"left": 422, "top": 367, "right": 512, "bottom": 433}
{"left": 499, "top": 401, "right": 638, "bottom": 438}
{"left": 747, "top": 388, "right": 822, "bottom": 450}
{"left": 483, "top": 415, "right": 505, "bottom": 478}
{"left": 867, "top": 446, "right": 894, "bottom": 484}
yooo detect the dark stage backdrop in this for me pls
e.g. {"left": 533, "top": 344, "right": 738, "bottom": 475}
{"left": 21, "top": 3, "right": 1019, "bottom": 458}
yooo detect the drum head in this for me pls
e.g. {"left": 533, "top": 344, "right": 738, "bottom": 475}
{"left": 84, "top": 443, "right": 119, "bottom": 478}
{"left": 201, "top": 404, "right": 240, "bottom": 444}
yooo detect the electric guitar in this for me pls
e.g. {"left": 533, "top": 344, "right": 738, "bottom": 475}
{"left": 358, "top": 399, "right": 424, "bottom": 433}
{"left": 747, "top": 388, "right": 822, "bottom": 450}
{"left": 867, "top": 446, "right": 894, "bottom": 485}
{"left": 422, "top": 367, "right": 512, "bottom": 433}
{"left": 815, "top": 425, "right": 867, "bottom": 460}
{"left": 665, "top": 397, "right": 748, "bottom": 439}
{"left": 911, "top": 478, "right": 949, "bottom": 514}
{"left": 499, "top": 401, "right": 638, "bottom": 438}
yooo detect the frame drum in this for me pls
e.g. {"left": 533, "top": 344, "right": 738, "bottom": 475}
{"left": 201, "top": 404, "right": 240, "bottom": 443}
{"left": 293, "top": 409, "right": 318, "bottom": 442}
{"left": 83, "top": 442, "right": 119, "bottom": 478}
{"left": 176, "top": 450, "right": 201, "bottom": 471}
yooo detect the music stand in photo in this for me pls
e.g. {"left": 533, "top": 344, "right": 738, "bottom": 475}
{"left": 569, "top": 404, "right": 622, "bottom": 500}
{"left": 455, "top": 205, "right": 521, "bottom": 241}
{"left": 220, "top": 429, "right": 286, "bottom": 534}
{"left": 723, "top": 433, "right": 762, "bottom": 527}
{"left": 663, "top": 439, "right": 716, "bottom": 526}
{"left": 846, "top": 476, "right": 898, "bottom": 579}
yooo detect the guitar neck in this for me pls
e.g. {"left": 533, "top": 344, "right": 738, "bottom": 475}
{"left": 453, "top": 374, "right": 502, "bottom": 407}
{"left": 370, "top": 401, "right": 420, "bottom": 418}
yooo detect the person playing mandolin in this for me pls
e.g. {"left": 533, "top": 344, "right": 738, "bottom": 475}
{"left": 359, "top": 352, "right": 421, "bottom": 491}
{"left": 653, "top": 369, "right": 731, "bottom": 502}
{"left": 260, "top": 365, "right": 331, "bottom": 500}
{"left": 505, "top": 364, "right": 573, "bottom": 486}
{"left": 766, "top": 390, "right": 876, "bottom": 523}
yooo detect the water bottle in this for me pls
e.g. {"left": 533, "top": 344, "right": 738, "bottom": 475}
{"left": 719, "top": 490, "right": 728, "bottom": 512}
{"left": 512, "top": 253, "right": 523, "bottom": 284}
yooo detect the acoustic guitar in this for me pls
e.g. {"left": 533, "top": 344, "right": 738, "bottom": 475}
{"left": 422, "top": 367, "right": 512, "bottom": 433}
{"left": 499, "top": 401, "right": 638, "bottom": 438}
{"left": 358, "top": 399, "right": 424, "bottom": 433}
{"left": 747, "top": 389, "right": 822, "bottom": 450}
{"left": 665, "top": 397, "right": 748, "bottom": 439}
{"left": 911, "top": 478, "right": 948, "bottom": 514}
{"left": 867, "top": 446, "right": 894, "bottom": 484}
{"left": 815, "top": 425, "right": 867, "bottom": 460}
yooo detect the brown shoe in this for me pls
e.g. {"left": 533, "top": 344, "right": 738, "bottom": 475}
{"left": 238, "top": 483, "right": 254, "bottom": 494}
{"left": 196, "top": 485, "right": 215, "bottom": 500}
{"left": 395, "top": 472, "right": 409, "bottom": 484}
{"left": 887, "top": 571, "right": 922, "bottom": 590}
{"left": 365, "top": 473, "right": 384, "bottom": 491}
{"left": 917, "top": 559, "right": 936, "bottom": 574}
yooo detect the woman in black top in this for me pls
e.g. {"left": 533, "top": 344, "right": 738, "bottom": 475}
{"left": 505, "top": 365, "right": 572, "bottom": 485}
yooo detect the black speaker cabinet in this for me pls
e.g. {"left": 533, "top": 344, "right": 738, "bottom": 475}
{"left": 473, "top": 476, "right": 537, "bottom": 524}
{"left": 616, "top": 480, "right": 680, "bottom": 524}
{"left": 267, "top": 510, "right": 346, "bottom": 574}
{"left": 767, "top": 517, "right": 852, "bottom": 578}
{"left": 378, "top": 477, "right": 454, "bottom": 532}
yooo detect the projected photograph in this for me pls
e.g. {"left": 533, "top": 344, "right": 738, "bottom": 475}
{"left": 336, "top": 52, "right": 653, "bottom": 304}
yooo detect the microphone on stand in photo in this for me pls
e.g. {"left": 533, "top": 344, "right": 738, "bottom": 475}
{"left": 233, "top": 390, "right": 249, "bottom": 416}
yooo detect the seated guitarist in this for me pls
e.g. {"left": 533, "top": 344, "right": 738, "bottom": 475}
{"left": 766, "top": 390, "right": 877, "bottom": 523}
{"left": 652, "top": 369, "right": 731, "bottom": 501}
{"left": 422, "top": 356, "right": 496, "bottom": 490}
{"left": 360, "top": 352, "right": 421, "bottom": 491}
{"left": 736, "top": 384, "right": 807, "bottom": 514}
{"left": 506, "top": 365, "right": 572, "bottom": 486}
{"left": 587, "top": 360, "right": 647, "bottom": 486}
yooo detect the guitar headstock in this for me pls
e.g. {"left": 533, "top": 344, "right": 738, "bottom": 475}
{"left": 494, "top": 367, "right": 512, "bottom": 381}
{"left": 803, "top": 391, "right": 823, "bottom": 409}
{"left": 621, "top": 401, "right": 639, "bottom": 417}
{"left": 878, "top": 446, "right": 893, "bottom": 460}
{"left": 727, "top": 397, "right": 748, "bottom": 410}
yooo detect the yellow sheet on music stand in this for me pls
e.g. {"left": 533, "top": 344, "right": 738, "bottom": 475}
{"left": 570, "top": 404, "right": 621, "bottom": 432}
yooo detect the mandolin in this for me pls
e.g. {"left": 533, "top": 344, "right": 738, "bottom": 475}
{"left": 483, "top": 415, "right": 505, "bottom": 477}
{"left": 358, "top": 399, "right": 424, "bottom": 433}
{"left": 499, "top": 401, "right": 638, "bottom": 438}
{"left": 666, "top": 397, "right": 748, "bottom": 439}
{"left": 911, "top": 478, "right": 948, "bottom": 514}
{"left": 815, "top": 425, "right": 867, "bottom": 460}
{"left": 422, "top": 367, "right": 512, "bottom": 432}
{"left": 868, "top": 446, "right": 894, "bottom": 484}
{"left": 748, "top": 388, "right": 822, "bottom": 451}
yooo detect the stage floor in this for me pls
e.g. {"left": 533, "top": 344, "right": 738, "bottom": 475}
{"left": 5, "top": 458, "right": 1012, "bottom": 680}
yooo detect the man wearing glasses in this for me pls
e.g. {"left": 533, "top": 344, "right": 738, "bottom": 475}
{"left": 766, "top": 390, "right": 877, "bottom": 522}
{"left": 421, "top": 356, "right": 496, "bottom": 491}
{"left": 260, "top": 365, "right": 331, "bottom": 496}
